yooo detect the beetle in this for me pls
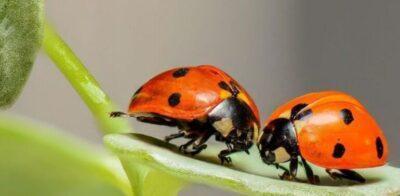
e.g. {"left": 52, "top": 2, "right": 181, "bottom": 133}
{"left": 257, "top": 91, "right": 388, "bottom": 184}
{"left": 111, "top": 65, "right": 260, "bottom": 164}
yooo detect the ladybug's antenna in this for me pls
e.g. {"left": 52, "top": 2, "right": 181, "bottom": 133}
{"left": 110, "top": 111, "right": 128, "bottom": 118}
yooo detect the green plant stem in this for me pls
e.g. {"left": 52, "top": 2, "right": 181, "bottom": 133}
{"left": 43, "top": 22, "right": 131, "bottom": 134}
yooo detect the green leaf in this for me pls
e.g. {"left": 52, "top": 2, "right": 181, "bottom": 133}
{"left": 105, "top": 133, "right": 400, "bottom": 195}
{"left": 0, "top": 114, "right": 132, "bottom": 196}
{"left": 0, "top": 0, "right": 44, "bottom": 108}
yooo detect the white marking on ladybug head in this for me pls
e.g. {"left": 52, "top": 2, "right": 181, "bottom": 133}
{"left": 213, "top": 118, "right": 234, "bottom": 137}
{"left": 274, "top": 147, "right": 291, "bottom": 163}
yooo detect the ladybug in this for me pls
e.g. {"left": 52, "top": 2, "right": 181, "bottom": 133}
{"left": 257, "top": 91, "right": 388, "bottom": 184}
{"left": 111, "top": 65, "right": 260, "bottom": 164}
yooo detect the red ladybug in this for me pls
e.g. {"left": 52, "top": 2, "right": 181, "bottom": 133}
{"left": 111, "top": 65, "right": 260, "bottom": 164}
{"left": 257, "top": 91, "right": 388, "bottom": 184}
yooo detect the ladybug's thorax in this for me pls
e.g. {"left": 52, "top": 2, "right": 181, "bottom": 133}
{"left": 258, "top": 118, "right": 299, "bottom": 164}
{"left": 208, "top": 97, "right": 258, "bottom": 142}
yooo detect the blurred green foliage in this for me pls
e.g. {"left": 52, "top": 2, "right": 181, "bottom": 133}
{"left": 0, "top": 0, "right": 43, "bottom": 108}
{"left": 0, "top": 114, "right": 131, "bottom": 196}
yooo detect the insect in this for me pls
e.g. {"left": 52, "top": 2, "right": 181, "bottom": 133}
{"left": 111, "top": 65, "right": 260, "bottom": 164}
{"left": 257, "top": 91, "right": 388, "bottom": 184}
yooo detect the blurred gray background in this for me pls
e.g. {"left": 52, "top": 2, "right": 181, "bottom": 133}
{"left": 10, "top": 0, "right": 400, "bottom": 195}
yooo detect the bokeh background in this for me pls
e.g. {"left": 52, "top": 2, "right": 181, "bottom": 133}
{"left": 10, "top": 1, "right": 400, "bottom": 195}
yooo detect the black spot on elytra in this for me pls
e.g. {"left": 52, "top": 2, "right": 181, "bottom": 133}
{"left": 218, "top": 81, "right": 230, "bottom": 91}
{"left": 341, "top": 108, "right": 354, "bottom": 125}
{"left": 168, "top": 93, "right": 181, "bottom": 107}
{"left": 376, "top": 137, "right": 384, "bottom": 159}
{"left": 332, "top": 143, "right": 345, "bottom": 158}
{"left": 172, "top": 68, "right": 189, "bottom": 78}
{"left": 290, "top": 103, "right": 308, "bottom": 120}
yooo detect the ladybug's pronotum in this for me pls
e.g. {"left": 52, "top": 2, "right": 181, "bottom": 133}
{"left": 111, "top": 65, "right": 260, "bottom": 164}
{"left": 258, "top": 91, "right": 388, "bottom": 184}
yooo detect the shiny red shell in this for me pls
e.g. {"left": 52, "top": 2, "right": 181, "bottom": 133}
{"left": 264, "top": 91, "right": 388, "bottom": 169}
{"left": 128, "top": 65, "right": 260, "bottom": 122}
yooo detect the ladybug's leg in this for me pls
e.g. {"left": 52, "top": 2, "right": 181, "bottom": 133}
{"left": 339, "top": 169, "right": 365, "bottom": 183}
{"left": 280, "top": 157, "right": 298, "bottom": 181}
{"left": 165, "top": 132, "right": 185, "bottom": 143}
{"left": 217, "top": 131, "right": 254, "bottom": 165}
{"left": 178, "top": 138, "right": 197, "bottom": 153}
{"left": 231, "top": 137, "right": 252, "bottom": 154}
{"left": 274, "top": 163, "right": 290, "bottom": 174}
{"left": 218, "top": 141, "right": 250, "bottom": 165}
{"left": 326, "top": 169, "right": 366, "bottom": 183}
{"left": 301, "top": 156, "right": 320, "bottom": 184}
{"left": 186, "top": 131, "right": 214, "bottom": 155}
{"left": 215, "top": 133, "right": 225, "bottom": 142}
{"left": 178, "top": 131, "right": 213, "bottom": 155}
{"left": 218, "top": 148, "right": 237, "bottom": 165}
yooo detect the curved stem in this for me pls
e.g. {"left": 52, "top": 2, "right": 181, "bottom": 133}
{"left": 43, "top": 22, "right": 131, "bottom": 134}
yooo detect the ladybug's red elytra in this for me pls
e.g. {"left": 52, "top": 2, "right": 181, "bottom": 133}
{"left": 111, "top": 65, "right": 260, "bottom": 164}
{"left": 257, "top": 91, "right": 388, "bottom": 184}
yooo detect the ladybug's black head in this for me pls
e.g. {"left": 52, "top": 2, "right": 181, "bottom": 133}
{"left": 258, "top": 118, "right": 298, "bottom": 164}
